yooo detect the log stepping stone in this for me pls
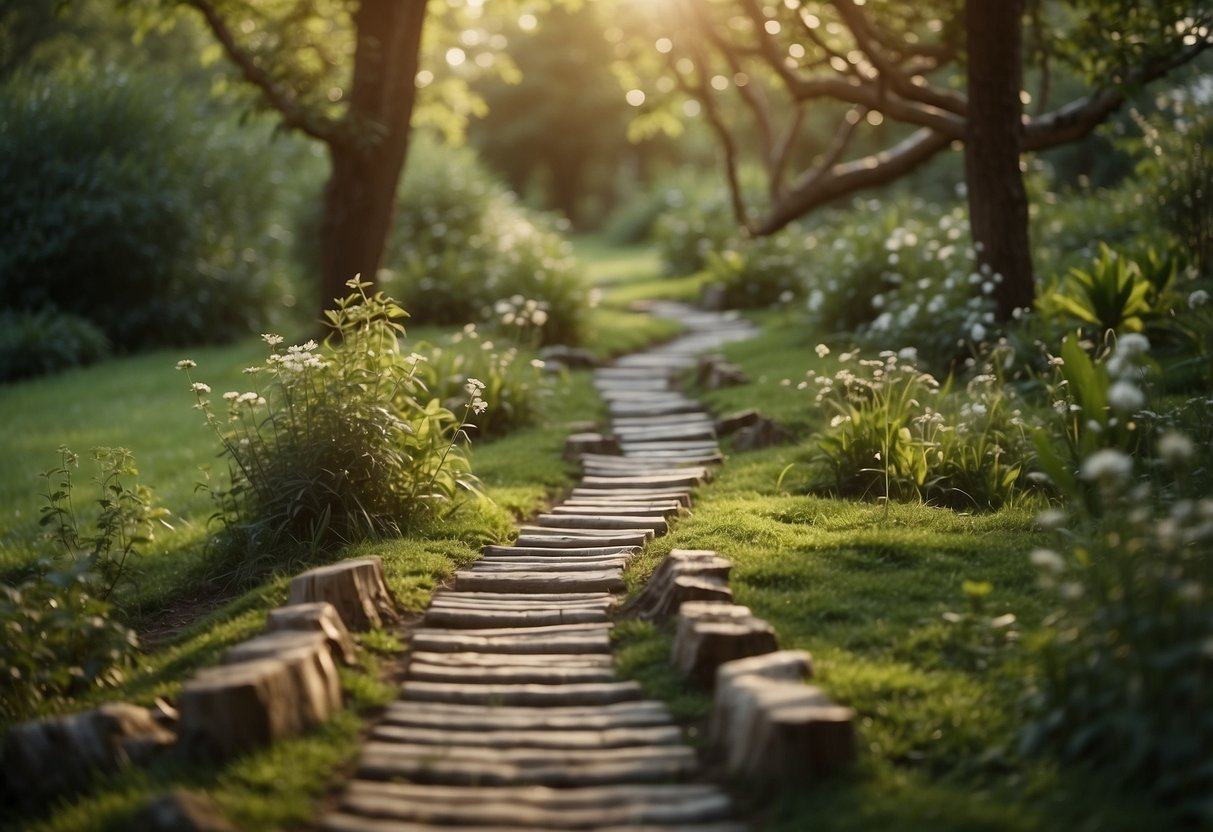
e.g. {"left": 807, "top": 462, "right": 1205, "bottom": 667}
{"left": 319, "top": 301, "right": 754, "bottom": 832}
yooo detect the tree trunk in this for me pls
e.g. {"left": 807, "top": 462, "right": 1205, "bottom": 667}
{"left": 318, "top": 0, "right": 429, "bottom": 310}
{"left": 964, "top": 0, "right": 1035, "bottom": 322}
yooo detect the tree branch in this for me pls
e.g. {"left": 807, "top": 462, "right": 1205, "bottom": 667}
{"left": 181, "top": 0, "right": 335, "bottom": 143}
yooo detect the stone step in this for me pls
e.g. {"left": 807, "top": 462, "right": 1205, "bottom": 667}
{"left": 399, "top": 680, "right": 645, "bottom": 707}
{"left": 334, "top": 780, "right": 734, "bottom": 829}
{"left": 609, "top": 401, "right": 704, "bottom": 417}
{"left": 380, "top": 700, "right": 672, "bottom": 731}
{"left": 611, "top": 412, "right": 716, "bottom": 427}
{"left": 356, "top": 741, "right": 698, "bottom": 787}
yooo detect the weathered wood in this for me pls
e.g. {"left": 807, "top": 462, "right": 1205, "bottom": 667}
{"left": 322, "top": 813, "right": 748, "bottom": 832}
{"left": 563, "top": 432, "right": 622, "bottom": 461}
{"left": 711, "top": 651, "right": 816, "bottom": 748}
{"left": 672, "top": 602, "right": 779, "bottom": 684}
{"left": 482, "top": 544, "right": 640, "bottom": 558}
{"left": 410, "top": 623, "right": 614, "bottom": 654}
{"left": 422, "top": 607, "right": 609, "bottom": 628}
{"left": 714, "top": 675, "right": 856, "bottom": 779}
{"left": 287, "top": 556, "right": 397, "bottom": 632}
{"left": 222, "top": 631, "right": 343, "bottom": 727}
{"left": 406, "top": 661, "right": 617, "bottom": 685}
{"left": 513, "top": 531, "right": 652, "bottom": 549}
{"left": 429, "top": 592, "right": 614, "bottom": 609}
{"left": 407, "top": 650, "right": 615, "bottom": 669}
{"left": 470, "top": 557, "right": 629, "bottom": 571}
{"left": 336, "top": 779, "right": 731, "bottom": 829}
{"left": 535, "top": 514, "right": 669, "bottom": 534}
{"left": 549, "top": 502, "right": 679, "bottom": 517}
{"left": 343, "top": 781, "right": 728, "bottom": 823}
{"left": 581, "top": 473, "right": 704, "bottom": 490}
{"left": 266, "top": 601, "right": 357, "bottom": 666}
{"left": 453, "top": 570, "right": 624, "bottom": 594}
{"left": 569, "top": 487, "right": 692, "bottom": 506}
{"left": 399, "top": 680, "right": 644, "bottom": 707}
{"left": 178, "top": 658, "right": 311, "bottom": 761}
{"left": 356, "top": 741, "right": 698, "bottom": 787}
{"left": 626, "top": 549, "right": 734, "bottom": 621}
{"left": 370, "top": 723, "right": 683, "bottom": 751}
{"left": 1, "top": 704, "right": 175, "bottom": 804}
{"left": 380, "top": 700, "right": 672, "bottom": 731}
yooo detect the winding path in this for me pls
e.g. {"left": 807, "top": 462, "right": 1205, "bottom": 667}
{"left": 320, "top": 302, "right": 756, "bottom": 832}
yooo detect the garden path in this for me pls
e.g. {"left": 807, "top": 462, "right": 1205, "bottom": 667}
{"left": 319, "top": 301, "right": 756, "bottom": 832}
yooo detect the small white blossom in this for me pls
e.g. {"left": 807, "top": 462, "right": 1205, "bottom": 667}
{"left": 530, "top": 359, "right": 545, "bottom": 369}
{"left": 175, "top": 359, "right": 196, "bottom": 370}
{"left": 531, "top": 309, "right": 549, "bottom": 326}
{"left": 1188, "top": 289, "right": 1210, "bottom": 309}
{"left": 815, "top": 343, "right": 830, "bottom": 358}
{"left": 1114, "top": 333, "right": 1150, "bottom": 358}
{"left": 1107, "top": 380, "right": 1145, "bottom": 412}
{"left": 261, "top": 334, "right": 284, "bottom": 346}
{"left": 471, "top": 398, "right": 488, "bottom": 415}
{"left": 223, "top": 391, "right": 240, "bottom": 401}
{"left": 1158, "top": 431, "right": 1195, "bottom": 466}
{"left": 1036, "top": 509, "right": 1068, "bottom": 531}
{"left": 191, "top": 382, "right": 211, "bottom": 394}
{"left": 465, "top": 378, "right": 486, "bottom": 395}
{"left": 1080, "top": 448, "right": 1133, "bottom": 484}
{"left": 1030, "top": 548, "right": 1066, "bottom": 574}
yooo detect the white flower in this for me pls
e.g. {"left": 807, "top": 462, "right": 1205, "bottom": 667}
{"left": 223, "top": 391, "right": 240, "bottom": 402}
{"left": 1036, "top": 509, "right": 1068, "bottom": 530}
{"left": 1030, "top": 548, "right": 1066, "bottom": 574}
{"left": 175, "top": 359, "right": 196, "bottom": 370}
{"left": 531, "top": 309, "right": 549, "bottom": 326}
{"left": 1189, "top": 289, "right": 1210, "bottom": 309}
{"left": 1114, "top": 333, "right": 1150, "bottom": 358}
{"left": 464, "top": 378, "right": 486, "bottom": 395}
{"left": 1158, "top": 431, "right": 1195, "bottom": 466}
{"left": 897, "top": 346, "right": 918, "bottom": 363}
{"left": 530, "top": 359, "right": 546, "bottom": 369}
{"left": 829, "top": 414, "right": 849, "bottom": 428}
{"left": 1107, "top": 380, "right": 1145, "bottom": 412}
{"left": 1080, "top": 448, "right": 1133, "bottom": 484}
{"left": 970, "top": 322, "right": 987, "bottom": 342}
{"left": 261, "top": 334, "right": 284, "bottom": 346}
{"left": 815, "top": 343, "right": 830, "bottom": 358}
{"left": 406, "top": 352, "right": 428, "bottom": 366}
{"left": 471, "top": 398, "right": 488, "bottom": 415}
{"left": 243, "top": 366, "right": 262, "bottom": 375}
{"left": 191, "top": 382, "right": 211, "bottom": 394}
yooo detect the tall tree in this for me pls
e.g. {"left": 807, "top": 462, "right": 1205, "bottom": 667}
{"left": 620, "top": 0, "right": 1212, "bottom": 319}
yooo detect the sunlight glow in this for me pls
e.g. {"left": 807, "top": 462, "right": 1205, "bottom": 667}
{"left": 626, "top": 89, "right": 647, "bottom": 106}
{"left": 656, "top": 37, "right": 673, "bottom": 53}
{"left": 446, "top": 47, "right": 466, "bottom": 67}
{"left": 518, "top": 13, "right": 537, "bottom": 31}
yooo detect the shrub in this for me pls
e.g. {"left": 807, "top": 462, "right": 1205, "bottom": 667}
{"left": 652, "top": 185, "right": 736, "bottom": 276}
{"left": 800, "top": 345, "right": 1033, "bottom": 510}
{"left": 181, "top": 280, "right": 485, "bottom": 584}
{"left": 0, "top": 67, "right": 313, "bottom": 351}
{"left": 0, "top": 307, "right": 110, "bottom": 383}
{"left": 704, "top": 235, "right": 806, "bottom": 309}
{"left": 383, "top": 137, "right": 588, "bottom": 346}
{"left": 1024, "top": 436, "right": 1213, "bottom": 822}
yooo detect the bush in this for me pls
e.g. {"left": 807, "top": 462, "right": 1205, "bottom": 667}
{"left": 181, "top": 280, "right": 486, "bottom": 584}
{"left": 0, "top": 307, "right": 110, "bottom": 382}
{"left": 0, "top": 67, "right": 314, "bottom": 351}
{"left": 383, "top": 137, "right": 588, "bottom": 346}
{"left": 704, "top": 234, "right": 807, "bottom": 309}
{"left": 652, "top": 185, "right": 736, "bottom": 276}
{"left": 800, "top": 345, "right": 1034, "bottom": 510}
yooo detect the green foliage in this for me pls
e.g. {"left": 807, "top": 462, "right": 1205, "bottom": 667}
{"left": 1134, "top": 89, "right": 1213, "bottom": 274}
{"left": 0, "top": 307, "right": 110, "bottom": 383}
{"left": 705, "top": 236, "right": 805, "bottom": 309}
{"left": 414, "top": 321, "right": 549, "bottom": 440}
{"left": 1024, "top": 435, "right": 1213, "bottom": 822}
{"left": 0, "top": 67, "right": 313, "bottom": 351}
{"left": 382, "top": 137, "right": 588, "bottom": 346}
{"left": 802, "top": 346, "right": 1032, "bottom": 511}
{"left": 181, "top": 281, "right": 484, "bottom": 584}
{"left": 0, "top": 445, "right": 158, "bottom": 725}
{"left": 1041, "top": 243, "right": 1157, "bottom": 334}
{"left": 652, "top": 185, "right": 736, "bottom": 275}
{"left": 0, "top": 560, "right": 140, "bottom": 725}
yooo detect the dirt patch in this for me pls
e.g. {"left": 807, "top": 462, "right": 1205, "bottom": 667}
{"left": 137, "top": 588, "right": 233, "bottom": 651}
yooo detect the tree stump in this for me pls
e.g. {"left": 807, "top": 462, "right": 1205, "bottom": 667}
{"left": 266, "top": 601, "right": 358, "bottom": 666}
{"left": 223, "top": 629, "right": 344, "bottom": 725}
{"left": 287, "top": 556, "right": 397, "bottom": 631}
{"left": 627, "top": 549, "right": 734, "bottom": 621}
{"left": 563, "top": 432, "right": 622, "bottom": 461}
{"left": 710, "top": 650, "right": 814, "bottom": 745}
{"left": 178, "top": 657, "right": 315, "bottom": 762}
{"left": 671, "top": 602, "right": 778, "bottom": 684}
{"left": 1, "top": 703, "right": 173, "bottom": 805}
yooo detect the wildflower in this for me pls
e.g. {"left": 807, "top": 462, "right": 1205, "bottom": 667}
{"left": 830, "top": 414, "right": 850, "bottom": 428}
{"left": 1030, "top": 548, "right": 1066, "bottom": 573}
{"left": 191, "top": 382, "right": 211, "bottom": 394}
{"left": 175, "top": 359, "right": 197, "bottom": 370}
{"left": 406, "top": 352, "right": 428, "bottom": 366}
{"left": 261, "top": 334, "right": 284, "bottom": 346}
{"left": 472, "top": 398, "right": 488, "bottom": 415}
{"left": 243, "top": 366, "right": 262, "bottom": 375}
{"left": 1158, "top": 431, "right": 1195, "bottom": 466}
{"left": 1107, "top": 380, "right": 1145, "bottom": 412}
{"left": 1080, "top": 448, "right": 1133, "bottom": 484}
{"left": 970, "top": 322, "right": 987, "bottom": 342}
{"left": 897, "top": 346, "right": 918, "bottom": 363}
{"left": 532, "top": 309, "right": 549, "bottom": 326}
{"left": 465, "top": 378, "right": 487, "bottom": 395}
{"left": 223, "top": 391, "right": 240, "bottom": 402}
{"left": 1036, "top": 509, "right": 1068, "bottom": 530}
{"left": 1189, "top": 289, "right": 1210, "bottom": 309}
{"left": 1115, "top": 333, "right": 1150, "bottom": 358}
{"left": 530, "top": 359, "right": 545, "bottom": 369}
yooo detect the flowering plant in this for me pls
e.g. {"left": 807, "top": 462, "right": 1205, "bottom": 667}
{"left": 179, "top": 279, "right": 483, "bottom": 582}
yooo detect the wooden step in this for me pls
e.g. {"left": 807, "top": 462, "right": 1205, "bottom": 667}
{"left": 335, "top": 780, "right": 733, "bottom": 829}
{"left": 399, "top": 680, "right": 645, "bottom": 707}
{"left": 429, "top": 593, "right": 615, "bottom": 610}
{"left": 406, "top": 661, "right": 618, "bottom": 686}
{"left": 569, "top": 487, "right": 692, "bottom": 506}
{"left": 548, "top": 503, "right": 679, "bottom": 518}
{"left": 452, "top": 570, "right": 625, "bottom": 594}
{"left": 482, "top": 545, "right": 640, "bottom": 559}
{"left": 356, "top": 742, "right": 698, "bottom": 787}
{"left": 513, "top": 531, "right": 653, "bottom": 549}
{"left": 323, "top": 813, "right": 747, "bottom": 832}
{"left": 422, "top": 607, "right": 610, "bottom": 629}
{"left": 380, "top": 700, "right": 672, "bottom": 731}
{"left": 369, "top": 723, "right": 683, "bottom": 750}
{"left": 407, "top": 651, "right": 614, "bottom": 670}
{"left": 581, "top": 472, "right": 704, "bottom": 489}
{"left": 411, "top": 623, "right": 614, "bottom": 654}
{"left": 534, "top": 514, "right": 669, "bottom": 534}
